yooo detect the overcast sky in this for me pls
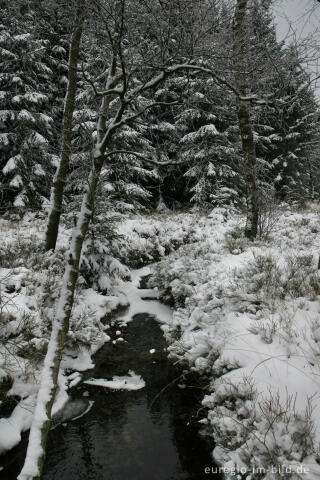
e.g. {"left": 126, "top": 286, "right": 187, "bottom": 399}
{"left": 274, "top": 0, "right": 320, "bottom": 41}
{"left": 272, "top": 0, "right": 320, "bottom": 95}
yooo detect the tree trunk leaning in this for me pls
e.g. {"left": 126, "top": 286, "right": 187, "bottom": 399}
{"left": 18, "top": 154, "right": 103, "bottom": 480}
{"left": 19, "top": 51, "right": 121, "bottom": 478}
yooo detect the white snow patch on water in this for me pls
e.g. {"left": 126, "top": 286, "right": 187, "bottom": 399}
{"left": 84, "top": 370, "right": 146, "bottom": 391}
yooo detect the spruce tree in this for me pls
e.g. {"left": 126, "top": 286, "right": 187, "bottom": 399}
{"left": 247, "top": 1, "right": 320, "bottom": 203}
{"left": 0, "top": 9, "right": 54, "bottom": 211}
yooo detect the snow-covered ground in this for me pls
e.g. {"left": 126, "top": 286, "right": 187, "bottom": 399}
{"left": 0, "top": 212, "right": 184, "bottom": 458}
{"left": 148, "top": 206, "right": 320, "bottom": 479}
{"left": 0, "top": 214, "right": 128, "bottom": 455}
{"left": 1, "top": 207, "right": 320, "bottom": 479}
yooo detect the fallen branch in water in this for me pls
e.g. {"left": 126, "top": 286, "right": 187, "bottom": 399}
{"left": 149, "top": 372, "right": 187, "bottom": 409}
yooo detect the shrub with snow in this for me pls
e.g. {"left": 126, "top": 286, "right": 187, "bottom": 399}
{"left": 148, "top": 208, "right": 320, "bottom": 479}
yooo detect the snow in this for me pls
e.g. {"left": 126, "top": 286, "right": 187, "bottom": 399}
{"left": 2, "top": 208, "right": 320, "bottom": 479}
{"left": 13, "top": 193, "right": 26, "bottom": 207}
{"left": 0, "top": 395, "right": 36, "bottom": 454}
{"left": 0, "top": 132, "right": 11, "bottom": 145}
{"left": 181, "top": 123, "right": 219, "bottom": 143}
{"left": 116, "top": 266, "right": 172, "bottom": 325}
{"left": 147, "top": 207, "right": 320, "bottom": 479}
{"left": 17, "top": 110, "right": 35, "bottom": 122}
{"left": 84, "top": 371, "right": 146, "bottom": 390}
{"left": 14, "top": 34, "right": 31, "bottom": 42}
{"left": 31, "top": 132, "right": 48, "bottom": 145}
{"left": 9, "top": 174, "right": 23, "bottom": 188}
{"left": 2, "top": 155, "right": 21, "bottom": 174}
{"left": 34, "top": 165, "right": 46, "bottom": 176}
{"left": 67, "top": 372, "right": 82, "bottom": 388}
{"left": 0, "top": 109, "right": 15, "bottom": 121}
{"left": 0, "top": 373, "right": 68, "bottom": 460}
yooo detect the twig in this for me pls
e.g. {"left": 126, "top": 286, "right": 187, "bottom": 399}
{"left": 149, "top": 372, "right": 186, "bottom": 408}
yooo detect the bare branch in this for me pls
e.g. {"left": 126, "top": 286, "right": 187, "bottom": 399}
{"left": 103, "top": 149, "right": 190, "bottom": 167}
{"left": 96, "top": 100, "right": 179, "bottom": 156}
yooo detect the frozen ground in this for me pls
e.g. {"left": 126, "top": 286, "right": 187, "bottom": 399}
{"left": 0, "top": 212, "right": 181, "bottom": 458}
{"left": 148, "top": 205, "right": 320, "bottom": 479}
{"left": 1, "top": 207, "right": 320, "bottom": 479}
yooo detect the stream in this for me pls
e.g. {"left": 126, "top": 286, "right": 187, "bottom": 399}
{"left": 1, "top": 275, "right": 221, "bottom": 480}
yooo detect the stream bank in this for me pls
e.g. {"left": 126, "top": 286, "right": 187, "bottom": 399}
{"left": 0, "top": 271, "right": 221, "bottom": 480}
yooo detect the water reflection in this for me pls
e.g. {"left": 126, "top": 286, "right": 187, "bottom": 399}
{"left": 1, "top": 314, "right": 220, "bottom": 480}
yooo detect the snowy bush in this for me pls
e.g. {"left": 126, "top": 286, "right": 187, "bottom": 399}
{"left": 81, "top": 238, "right": 130, "bottom": 292}
{"left": 235, "top": 252, "right": 320, "bottom": 302}
{"left": 112, "top": 213, "right": 202, "bottom": 268}
{"left": 149, "top": 209, "right": 320, "bottom": 478}
{"left": 0, "top": 234, "right": 43, "bottom": 269}
{"left": 205, "top": 385, "right": 316, "bottom": 480}
{"left": 225, "top": 225, "right": 248, "bottom": 254}
{"left": 257, "top": 186, "right": 281, "bottom": 239}
{"left": 0, "top": 216, "right": 125, "bottom": 383}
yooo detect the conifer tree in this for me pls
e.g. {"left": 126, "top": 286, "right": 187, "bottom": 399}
{"left": 0, "top": 7, "right": 54, "bottom": 211}
{"left": 246, "top": 0, "right": 320, "bottom": 203}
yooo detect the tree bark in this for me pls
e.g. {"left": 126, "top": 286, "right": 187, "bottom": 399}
{"left": 232, "top": 0, "right": 259, "bottom": 239}
{"left": 18, "top": 45, "right": 125, "bottom": 477}
{"left": 45, "top": 0, "right": 85, "bottom": 252}
{"left": 19, "top": 52, "right": 236, "bottom": 480}
{"left": 18, "top": 153, "right": 104, "bottom": 480}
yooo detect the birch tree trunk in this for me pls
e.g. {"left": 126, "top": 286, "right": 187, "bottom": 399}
{"left": 18, "top": 36, "right": 128, "bottom": 474}
{"left": 18, "top": 153, "right": 104, "bottom": 480}
{"left": 232, "top": 0, "right": 259, "bottom": 239}
{"left": 18, "top": 48, "right": 235, "bottom": 480}
{"left": 45, "top": 0, "right": 85, "bottom": 252}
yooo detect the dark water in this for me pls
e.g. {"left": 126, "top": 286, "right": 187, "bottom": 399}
{"left": 1, "top": 314, "right": 220, "bottom": 480}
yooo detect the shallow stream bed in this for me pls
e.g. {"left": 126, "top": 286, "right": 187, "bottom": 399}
{"left": 1, "top": 313, "right": 220, "bottom": 480}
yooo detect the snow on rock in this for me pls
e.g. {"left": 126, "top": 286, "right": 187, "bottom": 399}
{"left": 0, "top": 372, "right": 68, "bottom": 458}
{"left": 62, "top": 348, "right": 94, "bottom": 372}
{"left": 84, "top": 370, "right": 146, "bottom": 391}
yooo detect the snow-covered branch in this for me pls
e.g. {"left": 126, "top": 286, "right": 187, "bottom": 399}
{"left": 103, "top": 149, "right": 189, "bottom": 167}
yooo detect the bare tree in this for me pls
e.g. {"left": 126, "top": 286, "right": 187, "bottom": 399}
{"left": 17, "top": 1, "right": 211, "bottom": 477}
{"left": 19, "top": 2, "right": 288, "bottom": 475}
